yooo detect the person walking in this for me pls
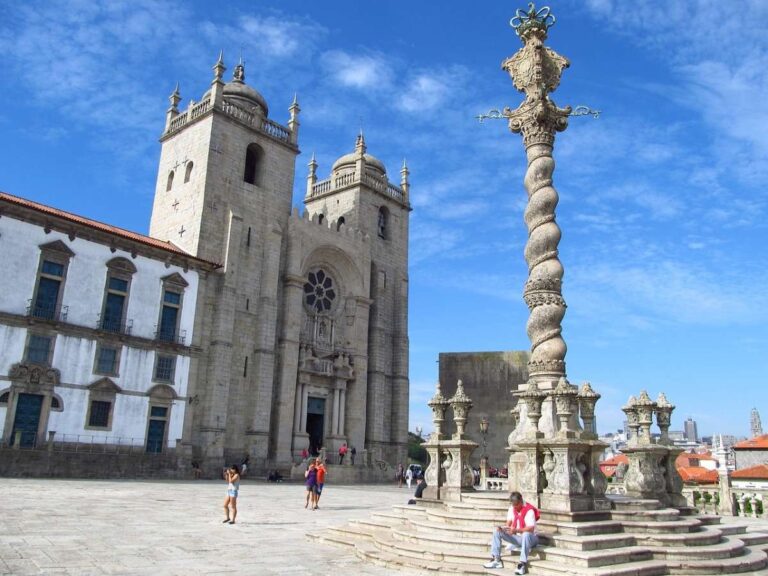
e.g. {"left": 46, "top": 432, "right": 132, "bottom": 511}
{"left": 396, "top": 463, "right": 404, "bottom": 488}
{"left": 483, "top": 491, "right": 539, "bottom": 574}
{"left": 338, "top": 443, "right": 347, "bottom": 465}
{"left": 304, "top": 458, "right": 319, "bottom": 510}
{"left": 350, "top": 445, "right": 357, "bottom": 465}
{"left": 222, "top": 464, "right": 240, "bottom": 525}
{"left": 315, "top": 459, "right": 327, "bottom": 508}
{"left": 405, "top": 465, "right": 413, "bottom": 489}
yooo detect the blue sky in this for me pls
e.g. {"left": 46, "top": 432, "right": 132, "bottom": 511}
{"left": 1, "top": 1, "right": 766, "bottom": 440}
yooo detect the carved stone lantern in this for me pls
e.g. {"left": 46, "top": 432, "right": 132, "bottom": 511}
{"left": 428, "top": 381, "right": 450, "bottom": 440}
{"left": 552, "top": 377, "right": 578, "bottom": 437}
{"left": 518, "top": 379, "right": 546, "bottom": 438}
{"left": 449, "top": 379, "right": 473, "bottom": 439}
{"left": 622, "top": 396, "right": 639, "bottom": 446}
{"left": 654, "top": 392, "right": 675, "bottom": 445}
{"left": 578, "top": 382, "right": 600, "bottom": 438}
{"left": 634, "top": 390, "right": 657, "bottom": 445}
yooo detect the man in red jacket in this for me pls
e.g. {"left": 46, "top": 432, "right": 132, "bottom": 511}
{"left": 483, "top": 491, "right": 539, "bottom": 574}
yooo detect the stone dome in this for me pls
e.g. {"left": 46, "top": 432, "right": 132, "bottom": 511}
{"left": 222, "top": 79, "right": 269, "bottom": 115}
{"left": 332, "top": 152, "right": 386, "bottom": 176}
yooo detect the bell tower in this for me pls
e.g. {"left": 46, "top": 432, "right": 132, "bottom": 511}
{"left": 304, "top": 133, "right": 411, "bottom": 464}
{"left": 148, "top": 53, "right": 301, "bottom": 467}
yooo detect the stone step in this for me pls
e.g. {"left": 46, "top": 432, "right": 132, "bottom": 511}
{"left": 650, "top": 536, "right": 748, "bottom": 561}
{"left": 632, "top": 525, "right": 723, "bottom": 547}
{"left": 369, "top": 511, "right": 409, "bottom": 525}
{"left": 609, "top": 508, "right": 682, "bottom": 522}
{"left": 544, "top": 532, "right": 636, "bottom": 551}
{"left": 664, "top": 547, "right": 768, "bottom": 574}
{"left": 620, "top": 517, "right": 702, "bottom": 534}
{"left": 538, "top": 519, "right": 625, "bottom": 537}
{"left": 425, "top": 507, "right": 506, "bottom": 527}
{"left": 611, "top": 497, "right": 665, "bottom": 511}
{"left": 719, "top": 524, "right": 749, "bottom": 536}
{"left": 741, "top": 532, "right": 768, "bottom": 547}
{"left": 696, "top": 514, "right": 723, "bottom": 526}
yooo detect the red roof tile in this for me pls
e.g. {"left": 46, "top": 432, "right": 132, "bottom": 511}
{"left": 733, "top": 434, "right": 768, "bottom": 450}
{"left": 0, "top": 191, "right": 219, "bottom": 268}
{"left": 732, "top": 464, "right": 768, "bottom": 480}
{"left": 678, "top": 467, "right": 719, "bottom": 484}
{"left": 600, "top": 454, "right": 629, "bottom": 467}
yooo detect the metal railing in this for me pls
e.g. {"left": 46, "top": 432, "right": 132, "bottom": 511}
{"left": 154, "top": 327, "right": 187, "bottom": 345}
{"left": 97, "top": 314, "right": 133, "bottom": 335}
{"left": 26, "top": 300, "right": 69, "bottom": 322}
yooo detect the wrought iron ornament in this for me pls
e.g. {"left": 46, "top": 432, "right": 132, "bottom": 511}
{"left": 476, "top": 106, "right": 600, "bottom": 123}
{"left": 510, "top": 3, "right": 556, "bottom": 36}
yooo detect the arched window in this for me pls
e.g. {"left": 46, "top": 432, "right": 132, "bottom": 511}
{"left": 166, "top": 170, "right": 174, "bottom": 191}
{"left": 0, "top": 391, "right": 8, "bottom": 404}
{"left": 318, "top": 214, "right": 325, "bottom": 225}
{"left": 50, "top": 394, "right": 63, "bottom": 411}
{"left": 377, "top": 207, "right": 389, "bottom": 239}
{"left": 243, "top": 143, "right": 264, "bottom": 185}
{"left": 184, "top": 162, "right": 193, "bottom": 183}
{"left": 337, "top": 217, "right": 345, "bottom": 231}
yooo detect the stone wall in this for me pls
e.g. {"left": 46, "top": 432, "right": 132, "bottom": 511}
{"left": 734, "top": 448, "right": 768, "bottom": 470}
{"left": 0, "top": 446, "right": 190, "bottom": 479}
{"left": 438, "top": 351, "right": 528, "bottom": 469}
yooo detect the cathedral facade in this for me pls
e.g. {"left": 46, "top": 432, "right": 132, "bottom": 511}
{"left": 0, "top": 56, "right": 411, "bottom": 473}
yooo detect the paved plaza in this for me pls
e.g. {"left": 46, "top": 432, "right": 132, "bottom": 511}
{"left": 0, "top": 478, "right": 420, "bottom": 575}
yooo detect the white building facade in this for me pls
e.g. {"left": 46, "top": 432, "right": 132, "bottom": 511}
{"left": 0, "top": 192, "right": 216, "bottom": 452}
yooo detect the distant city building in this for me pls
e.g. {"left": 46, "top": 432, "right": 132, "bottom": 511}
{"left": 751, "top": 407, "right": 763, "bottom": 438}
{"left": 668, "top": 430, "right": 686, "bottom": 442}
{"left": 684, "top": 417, "right": 698, "bottom": 442}
{"left": 732, "top": 434, "right": 768, "bottom": 470}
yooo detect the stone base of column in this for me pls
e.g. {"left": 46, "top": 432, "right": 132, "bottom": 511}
{"left": 511, "top": 438, "right": 609, "bottom": 513}
{"left": 438, "top": 438, "right": 478, "bottom": 501}
{"left": 623, "top": 445, "right": 670, "bottom": 502}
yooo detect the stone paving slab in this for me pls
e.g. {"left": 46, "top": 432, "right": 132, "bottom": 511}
{"left": 0, "top": 478, "right": 423, "bottom": 575}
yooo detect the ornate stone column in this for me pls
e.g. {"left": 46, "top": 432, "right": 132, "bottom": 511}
{"left": 423, "top": 382, "right": 449, "bottom": 499}
{"left": 438, "top": 381, "right": 479, "bottom": 501}
{"left": 578, "top": 382, "right": 600, "bottom": 439}
{"left": 499, "top": 5, "right": 608, "bottom": 514}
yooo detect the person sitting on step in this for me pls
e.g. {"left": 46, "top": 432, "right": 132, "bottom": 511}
{"left": 483, "top": 491, "right": 539, "bottom": 574}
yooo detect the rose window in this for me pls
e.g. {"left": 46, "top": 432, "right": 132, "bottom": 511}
{"left": 303, "top": 269, "right": 336, "bottom": 312}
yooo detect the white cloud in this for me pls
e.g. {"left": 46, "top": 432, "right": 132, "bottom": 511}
{"left": 321, "top": 50, "right": 393, "bottom": 89}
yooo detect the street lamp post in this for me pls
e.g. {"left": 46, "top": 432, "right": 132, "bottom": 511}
{"left": 479, "top": 417, "right": 490, "bottom": 488}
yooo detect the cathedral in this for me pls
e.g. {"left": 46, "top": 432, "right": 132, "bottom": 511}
{"left": 0, "top": 55, "right": 411, "bottom": 474}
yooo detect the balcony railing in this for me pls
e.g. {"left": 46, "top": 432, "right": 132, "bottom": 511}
{"left": 26, "top": 300, "right": 68, "bottom": 322}
{"left": 97, "top": 315, "right": 133, "bottom": 335}
{"left": 3, "top": 433, "right": 171, "bottom": 455}
{"left": 155, "top": 327, "right": 187, "bottom": 345}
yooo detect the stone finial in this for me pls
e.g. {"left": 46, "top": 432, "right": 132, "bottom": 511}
{"left": 169, "top": 83, "right": 181, "bottom": 111}
{"left": 213, "top": 50, "right": 226, "bottom": 82}
{"left": 449, "top": 380, "right": 473, "bottom": 438}
{"left": 552, "top": 377, "right": 578, "bottom": 437}
{"left": 634, "top": 390, "right": 657, "bottom": 445}
{"left": 622, "top": 395, "right": 640, "bottom": 445}
{"left": 519, "top": 379, "right": 546, "bottom": 438}
{"left": 288, "top": 93, "right": 300, "bottom": 144}
{"left": 400, "top": 158, "right": 409, "bottom": 186}
{"left": 428, "top": 380, "right": 450, "bottom": 439}
{"left": 577, "top": 382, "right": 600, "bottom": 437}
{"left": 355, "top": 129, "right": 367, "bottom": 155}
{"left": 654, "top": 392, "right": 675, "bottom": 444}
{"left": 305, "top": 152, "right": 318, "bottom": 199}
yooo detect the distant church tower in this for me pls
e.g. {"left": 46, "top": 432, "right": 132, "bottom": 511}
{"left": 751, "top": 407, "right": 763, "bottom": 438}
{"left": 147, "top": 54, "right": 410, "bottom": 470}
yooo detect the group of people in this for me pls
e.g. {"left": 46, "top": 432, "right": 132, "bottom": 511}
{"left": 218, "top": 456, "right": 538, "bottom": 574}
{"left": 303, "top": 458, "right": 327, "bottom": 510}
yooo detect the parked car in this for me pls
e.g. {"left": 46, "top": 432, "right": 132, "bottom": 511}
{"left": 408, "top": 464, "right": 423, "bottom": 478}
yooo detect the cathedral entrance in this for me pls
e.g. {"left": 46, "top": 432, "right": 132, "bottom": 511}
{"left": 11, "top": 393, "right": 43, "bottom": 447}
{"left": 306, "top": 397, "right": 325, "bottom": 456}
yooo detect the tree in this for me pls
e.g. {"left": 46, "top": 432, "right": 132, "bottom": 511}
{"left": 407, "top": 432, "right": 427, "bottom": 465}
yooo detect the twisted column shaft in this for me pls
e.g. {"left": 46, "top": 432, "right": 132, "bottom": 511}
{"left": 523, "top": 143, "right": 566, "bottom": 380}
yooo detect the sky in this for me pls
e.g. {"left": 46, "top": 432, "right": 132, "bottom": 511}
{"left": 0, "top": 1, "right": 766, "bottom": 441}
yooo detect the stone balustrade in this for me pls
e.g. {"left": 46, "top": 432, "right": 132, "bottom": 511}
{"left": 164, "top": 97, "right": 292, "bottom": 145}
{"left": 309, "top": 171, "right": 407, "bottom": 206}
